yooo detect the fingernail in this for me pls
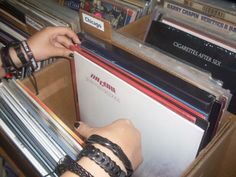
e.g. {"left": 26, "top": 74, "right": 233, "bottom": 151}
{"left": 69, "top": 53, "right": 74, "bottom": 58}
{"left": 74, "top": 122, "right": 80, "bottom": 129}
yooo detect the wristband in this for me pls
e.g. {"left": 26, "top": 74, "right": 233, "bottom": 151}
{"left": 77, "top": 144, "right": 126, "bottom": 177}
{"left": 21, "top": 40, "right": 38, "bottom": 71}
{"left": 0, "top": 42, "right": 22, "bottom": 78}
{"left": 56, "top": 155, "right": 94, "bottom": 177}
{"left": 86, "top": 135, "right": 133, "bottom": 177}
{"left": 13, "top": 43, "right": 28, "bottom": 66}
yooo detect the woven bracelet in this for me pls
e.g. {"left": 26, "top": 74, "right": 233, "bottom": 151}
{"left": 13, "top": 42, "right": 28, "bottom": 66}
{"left": 21, "top": 40, "right": 38, "bottom": 71}
{"left": 55, "top": 155, "right": 94, "bottom": 177}
{"left": 77, "top": 144, "right": 127, "bottom": 177}
{"left": 86, "top": 135, "right": 133, "bottom": 177}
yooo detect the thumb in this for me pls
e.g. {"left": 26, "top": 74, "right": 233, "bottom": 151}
{"left": 74, "top": 121, "right": 95, "bottom": 139}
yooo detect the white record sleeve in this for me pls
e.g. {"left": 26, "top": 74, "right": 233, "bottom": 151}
{"left": 74, "top": 51, "right": 205, "bottom": 177}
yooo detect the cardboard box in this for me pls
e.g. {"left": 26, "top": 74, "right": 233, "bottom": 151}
{"left": 19, "top": 54, "right": 236, "bottom": 177}
{"left": 21, "top": 58, "right": 79, "bottom": 130}
{"left": 16, "top": 14, "right": 236, "bottom": 176}
{"left": 182, "top": 113, "right": 236, "bottom": 177}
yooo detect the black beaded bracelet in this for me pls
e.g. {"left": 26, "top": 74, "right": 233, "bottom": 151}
{"left": 55, "top": 155, "right": 94, "bottom": 177}
{"left": 77, "top": 144, "right": 126, "bottom": 177}
{"left": 86, "top": 135, "right": 133, "bottom": 177}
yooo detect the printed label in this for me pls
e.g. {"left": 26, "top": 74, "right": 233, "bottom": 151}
{"left": 86, "top": 73, "right": 120, "bottom": 102}
{"left": 202, "top": 6, "right": 225, "bottom": 19}
{"left": 164, "top": 2, "right": 236, "bottom": 34}
{"left": 25, "top": 15, "right": 44, "bottom": 31}
{"left": 82, "top": 13, "right": 104, "bottom": 31}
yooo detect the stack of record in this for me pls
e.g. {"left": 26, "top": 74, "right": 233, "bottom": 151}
{"left": 0, "top": 80, "right": 83, "bottom": 177}
{"left": 72, "top": 33, "right": 231, "bottom": 177}
{"left": 0, "top": 0, "right": 81, "bottom": 34}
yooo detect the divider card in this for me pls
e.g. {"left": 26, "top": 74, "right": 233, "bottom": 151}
{"left": 73, "top": 36, "right": 211, "bottom": 177}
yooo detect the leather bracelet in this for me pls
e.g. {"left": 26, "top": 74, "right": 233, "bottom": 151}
{"left": 86, "top": 135, "right": 133, "bottom": 177}
{"left": 0, "top": 46, "right": 11, "bottom": 73}
{"left": 55, "top": 155, "right": 94, "bottom": 177}
{"left": 21, "top": 40, "right": 38, "bottom": 71}
{"left": 13, "top": 43, "right": 28, "bottom": 66}
{"left": 77, "top": 144, "right": 126, "bottom": 177}
{"left": 0, "top": 42, "right": 22, "bottom": 78}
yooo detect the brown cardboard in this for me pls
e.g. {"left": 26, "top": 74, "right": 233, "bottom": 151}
{"left": 21, "top": 59, "right": 79, "bottom": 130}
{"left": 79, "top": 10, "right": 112, "bottom": 43}
{"left": 0, "top": 148, "right": 25, "bottom": 177}
{"left": 182, "top": 116, "right": 236, "bottom": 177}
{"left": 117, "top": 14, "right": 152, "bottom": 42}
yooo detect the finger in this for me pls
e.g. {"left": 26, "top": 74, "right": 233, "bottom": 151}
{"left": 52, "top": 27, "right": 80, "bottom": 44}
{"left": 53, "top": 47, "right": 73, "bottom": 58}
{"left": 54, "top": 35, "right": 74, "bottom": 48}
{"left": 74, "top": 121, "right": 95, "bottom": 138}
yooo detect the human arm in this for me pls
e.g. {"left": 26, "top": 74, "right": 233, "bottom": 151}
{"left": 61, "top": 119, "right": 143, "bottom": 177}
{"left": 0, "top": 26, "right": 80, "bottom": 78}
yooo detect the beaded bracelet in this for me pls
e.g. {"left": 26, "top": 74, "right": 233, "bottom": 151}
{"left": 86, "top": 135, "right": 133, "bottom": 177}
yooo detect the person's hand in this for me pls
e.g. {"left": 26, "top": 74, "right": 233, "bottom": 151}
{"left": 27, "top": 26, "right": 80, "bottom": 61}
{"left": 75, "top": 119, "right": 143, "bottom": 170}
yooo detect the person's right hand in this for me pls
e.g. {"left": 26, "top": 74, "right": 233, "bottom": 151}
{"left": 75, "top": 119, "right": 143, "bottom": 171}
{"left": 27, "top": 26, "right": 80, "bottom": 61}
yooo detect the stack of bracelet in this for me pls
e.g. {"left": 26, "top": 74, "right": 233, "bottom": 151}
{"left": 0, "top": 40, "right": 38, "bottom": 79}
{"left": 56, "top": 134, "right": 133, "bottom": 177}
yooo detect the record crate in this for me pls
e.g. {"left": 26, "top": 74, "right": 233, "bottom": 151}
{"left": 21, "top": 59, "right": 79, "bottom": 131}
{"left": 1, "top": 9, "right": 236, "bottom": 177}
{"left": 19, "top": 51, "right": 236, "bottom": 177}
{"left": 115, "top": 11, "right": 236, "bottom": 177}
{"left": 77, "top": 10, "right": 236, "bottom": 176}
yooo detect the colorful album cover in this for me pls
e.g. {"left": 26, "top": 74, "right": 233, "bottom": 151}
{"left": 80, "top": 0, "right": 136, "bottom": 29}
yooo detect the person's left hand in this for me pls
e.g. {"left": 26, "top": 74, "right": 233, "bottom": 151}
{"left": 27, "top": 26, "right": 80, "bottom": 61}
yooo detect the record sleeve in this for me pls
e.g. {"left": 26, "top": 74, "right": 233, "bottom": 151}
{"left": 0, "top": 80, "right": 83, "bottom": 176}
{"left": 1, "top": 0, "right": 81, "bottom": 32}
{"left": 71, "top": 33, "right": 230, "bottom": 177}
{"left": 159, "top": 1, "right": 236, "bottom": 42}
{"left": 80, "top": 0, "right": 141, "bottom": 29}
{"left": 145, "top": 20, "right": 236, "bottom": 114}
{"left": 172, "top": 0, "right": 236, "bottom": 24}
